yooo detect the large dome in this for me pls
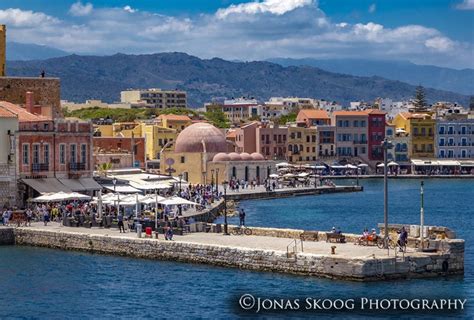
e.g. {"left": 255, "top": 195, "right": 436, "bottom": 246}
{"left": 175, "top": 123, "right": 227, "bottom": 153}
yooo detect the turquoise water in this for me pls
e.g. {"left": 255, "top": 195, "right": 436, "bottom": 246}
{"left": 1, "top": 179, "right": 473, "bottom": 319}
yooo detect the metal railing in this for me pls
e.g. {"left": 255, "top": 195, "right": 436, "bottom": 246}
{"left": 31, "top": 163, "right": 49, "bottom": 172}
{"left": 69, "top": 162, "right": 86, "bottom": 171}
{"left": 286, "top": 239, "right": 304, "bottom": 259}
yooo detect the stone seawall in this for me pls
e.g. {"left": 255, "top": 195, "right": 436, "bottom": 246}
{"left": 13, "top": 228, "right": 464, "bottom": 281}
{"left": 0, "top": 228, "right": 15, "bottom": 245}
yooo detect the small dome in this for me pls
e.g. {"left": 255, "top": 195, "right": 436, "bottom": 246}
{"left": 175, "top": 123, "right": 227, "bottom": 153}
{"left": 213, "top": 153, "right": 230, "bottom": 162}
{"left": 251, "top": 152, "right": 265, "bottom": 160}
{"left": 228, "top": 152, "right": 242, "bottom": 161}
{"left": 240, "top": 152, "right": 252, "bottom": 161}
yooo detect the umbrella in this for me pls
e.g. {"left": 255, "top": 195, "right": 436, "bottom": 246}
{"left": 141, "top": 194, "right": 166, "bottom": 204}
{"left": 388, "top": 161, "right": 399, "bottom": 166}
{"left": 377, "top": 163, "right": 385, "bottom": 168}
{"left": 298, "top": 172, "right": 310, "bottom": 177}
{"left": 276, "top": 162, "right": 290, "bottom": 167}
{"left": 130, "top": 181, "right": 171, "bottom": 190}
{"left": 357, "top": 164, "right": 369, "bottom": 167}
{"left": 159, "top": 196, "right": 200, "bottom": 206}
{"left": 32, "top": 191, "right": 91, "bottom": 202}
{"left": 269, "top": 174, "right": 279, "bottom": 178}
{"left": 283, "top": 173, "right": 296, "bottom": 178}
{"left": 345, "top": 164, "right": 358, "bottom": 169}
{"left": 314, "top": 165, "right": 326, "bottom": 170}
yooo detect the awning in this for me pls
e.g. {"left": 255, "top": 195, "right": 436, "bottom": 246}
{"left": 460, "top": 161, "right": 474, "bottom": 167}
{"left": 78, "top": 178, "right": 102, "bottom": 191}
{"left": 59, "top": 179, "right": 85, "bottom": 192}
{"left": 411, "top": 159, "right": 461, "bottom": 166}
{"left": 22, "top": 178, "right": 72, "bottom": 194}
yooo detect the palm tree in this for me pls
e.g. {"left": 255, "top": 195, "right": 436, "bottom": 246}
{"left": 97, "top": 162, "right": 113, "bottom": 177}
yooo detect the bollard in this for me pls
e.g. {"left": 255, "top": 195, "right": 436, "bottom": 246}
{"left": 136, "top": 223, "right": 142, "bottom": 238}
{"left": 331, "top": 246, "right": 336, "bottom": 255}
{"left": 154, "top": 231, "right": 159, "bottom": 239}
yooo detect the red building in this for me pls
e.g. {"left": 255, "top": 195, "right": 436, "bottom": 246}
{"left": 366, "top": 109, "right": 386, "bottom": 161}
{"left": 0, "top": 97, "right": 98, "bottom": 201}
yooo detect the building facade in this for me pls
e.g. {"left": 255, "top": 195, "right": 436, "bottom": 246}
{"left": 93, "top": 136, "right": 146, "bottom": 168}
{"left": 436, "top": 119, "right": 474, "bottom": 159}
{"left": 287, "top": 123, "right": 318, "bottom": 164}
{"left": 393, "top": 112, "right": 435, "bottom": 159}
{"left": 256, "top": 123, "right": 288, "bottom": 160}
{"left": 332, "top": 111, "right": 369, "bottom": 161}
{"left": 0, "top": 107, "right": 18, "bottom": 207}
{"left": 366, "top": 110, "right": 386, "bottom": 161}
{"left": 121, "top": 88, "right": 187, "bottom": 109}
{"left": 156, "top": 114, "right": 192, "bottom": 133}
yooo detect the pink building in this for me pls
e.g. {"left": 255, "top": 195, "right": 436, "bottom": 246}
{"left": 234, "top": 122, "right": 288, "bottom": 160}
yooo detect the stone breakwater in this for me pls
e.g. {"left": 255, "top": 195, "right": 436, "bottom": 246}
{"left": 6, "top": 227, "right": 465, "bottom": 282}
{"left": 0, "top": 228, "right": 14, "bottom": 245}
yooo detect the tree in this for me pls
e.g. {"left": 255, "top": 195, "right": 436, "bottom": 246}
{"left": 97, "top": 162, "right": 113, "bottom": 177}
{"left": 204, "top": 108, "right": 230, "bottom": 128}
{"left": 413, "top": 85, "right": 427, "bottom": 112}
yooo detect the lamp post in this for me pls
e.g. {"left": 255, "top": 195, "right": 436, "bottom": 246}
{"left": 381, "top": 138, "right": 393, "bottom": 248}
{"left": 215, "top": 168, "right": 219, "bottom": 196}
{"left": 356, "top": 167, "right": 360, "bottom": 186}
{"left": 178, "top": 173, "right": 183, "bottom": 193}
{"left": 211, "top": 169, "right": 215, "bottom": 194}
{"left": 420, "top": 180, "right": 424, "bottom": 251}
{"left": 112, "top": 177, "right": 119, "bottom": 214}
{"left": 154, "top": 187, "right": 159, "bottom": 234}
{"left": 223, "top": 180, "right": 229, "bottom": 235}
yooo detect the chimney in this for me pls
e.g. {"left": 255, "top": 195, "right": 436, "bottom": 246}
{"left": 26, "top": 91, "right": 34, "bottom": 114}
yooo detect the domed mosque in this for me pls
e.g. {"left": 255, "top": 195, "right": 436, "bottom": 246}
{"left": 160, "top": 122, "right": 276, "bottom": 184}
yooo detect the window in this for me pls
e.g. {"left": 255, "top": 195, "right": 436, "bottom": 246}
{"left": 361, "top": 121, "right": 366, "bottom": 127}
{"left": 338, "top": 120, "right": 343, "bottom": 127}
{"left": 344, "top": 120, "right": 349, "bottom": 127}
{"left": 461, "top": 150, "right": 467, "bottom": 158}
{"left": 461, "top": 126, "right": 467, "bottom": 134}
{"left": 440, "top": 150, "right": 445, "bottom": 158}
{"left": 439, "top": 138, "right": 445, "bottom": 146}
{"left": 439, "top": 126, "right": 445, "bottom": 134}
{"left": 81, "top": 144, "right": 87, "bottom": 164}
{"left": 387, "top": 129, "right": 393, "bottom": 136}
{"left": 297, "top": 132, "right": 301, "bottom": 139}
{"left": 448, "top": 126, "right": 454, "bottom": 134}
{"left": 180, "top": 156, "right": 185, "bottom": 163}
{"left": 306, "top": 135, "right": 310, "bottom": 143}
{"left": 22, "top": 144, "right": 29, "bottom": 165}
{"left": 32, "top": 144, "right": 40, "bottom": 164}
{"left": 70, "top": 144, "right": 77, "bottom": 164}
{"left": 353, "top": 120, "right": 358, "bottom": 127}
{"left": 43, "top": 144, "right": 50, "bottom": 164}
{"left": 59, "top": 144, "right": 66, "bottom": 164}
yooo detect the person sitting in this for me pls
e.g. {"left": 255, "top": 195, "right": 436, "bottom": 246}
{"left": 331, "top": 227, "right": 337, "bottom": 233}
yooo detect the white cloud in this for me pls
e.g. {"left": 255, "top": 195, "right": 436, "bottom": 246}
{"left": 0, "top": 8, "right": 58, "bottom": 27}
{"left": 216, "top": 0, "right": 313, "bottom": 19}
{"left": 69, "top": 1, "right": 93, "bottom": 17}
{"left": 368, "top": 3, "right": 376, "bottom": 13}
{"left": 123, "top": 5, "right": 137, "bottom": 13}
{"left": 3, "top": 1, "right": 472, "bottom": 69}
{"left": 456, "top": 0, "right": 474, "bottom": 9}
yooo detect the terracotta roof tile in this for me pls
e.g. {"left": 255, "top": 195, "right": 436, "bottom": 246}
{"left": 332, "top": 111, "right": 369, "bottom": 117}
{"left": 0, "top": 101, "right": 51, "bottom": 122}
{"left": 298, "top": 109, "right": 330, "bottom": 119}
{"left": 158, "top": 114, "right": 192, "bottom": 121}
{"left": 0, "top": 106, "right": 17, "bottom": 118}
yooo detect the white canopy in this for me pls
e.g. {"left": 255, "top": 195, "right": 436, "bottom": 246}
{"left": 283, "top": 173, "right": 296, "bottom": 178}
{"left": 129, "top": 181, "right": 171, "bottom": 190}
{"left": 32, "top": 191, "right": 91, "bottom": 202}
{"left": 314, "top": 165, "right": 326, "bottom": 169}
{"left": 269, "top": 174, "right": 279, "bottom": 178}
{"left": 103, "top": 185, "right": 141, "bottom": 193}
{"left": 141, "top": 194, "right": 166, "bottom": 204}
{"left": 388, "top": 161, "right": 399, "bottom": 166}
{"left": 276, "top": 162, "right": 290, "bottom": 167}
{"left": 158, "top": 196, "right": 200, "bottom": 207}
{"left": 297, "top": 172, "right": 310, "bottom": 177}
{"left": 331, "top": 165, "right": 346, "bottom": 169}
{"left": 357, "top": 163, "right": 369, "bottom": 167}
{"left": 345, "top": 164, "right": 358, "bottom": 169}
{"left": 377, "top": 163, "right": 385, "bottom": 168}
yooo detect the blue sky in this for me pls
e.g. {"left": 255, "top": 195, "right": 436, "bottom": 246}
{"left": 1, "top": 0, "right": 473, "bottom": 68}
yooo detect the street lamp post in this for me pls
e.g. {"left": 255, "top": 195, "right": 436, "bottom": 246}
{"left": 222, "top": 180, "right": 229, "bottom": 235}
{"left": 215, "top": 168, "right": 219, "bottom": 196}
{"left": 356, "top": 167, "right": 360, "bottom": 186}
{"left": 178, "top": 173, "right": 183, "bottom": 193}
{"left": 420, "top": 180, "right": 424, "bottom": 251}
{"left": 112, "top": 177, "right": 119, "bottom": 215}
{"left": 381, "top": 138, "right": 393, "bottom": 248}
{"left": 211, "top": 169, "right": 215, "bottom": 194}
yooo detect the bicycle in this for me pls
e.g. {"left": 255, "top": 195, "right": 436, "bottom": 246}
{"left": 231, "top": 226, "right": 252, "bottom": 236}
{"left": 377, "top": 236, "right": 407, "bottom": 252}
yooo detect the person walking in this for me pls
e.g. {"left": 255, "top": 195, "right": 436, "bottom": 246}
{"left": 43, "top": 210, "right": 50, "bottom": 226}
{"left": 117, "top": 212, "right": 125, "bottom": 233}
{"left": 239, "top": 209, "right": 246, "bottom": 226}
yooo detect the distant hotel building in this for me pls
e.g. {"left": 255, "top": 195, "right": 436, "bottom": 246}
{"left": 436, "top": 119, "right": 474, "bottom": 159}
{"left": 206, "top": 97, "right": 261, "bottom": 124}
{"left": 121, "top": 88, "right": 187, "bottom": 109}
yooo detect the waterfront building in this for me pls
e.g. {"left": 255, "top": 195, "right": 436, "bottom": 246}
{"left": 0, "top": 99, "right": 99, "bottom": 202}
{"left": 286, "top": 122, "right": 318, "bottom": 164}
{"left": 366, "top": 109, "right": 386, "bottom": 162}
{"left": 393, "top": 112, "right": 435, "bottom": 158}
{"left": 121, "top": 88, "right": 187, "bottom": 109}
{"left": 332, "top": 111, "right": 369, "bottom": 162}
{"left": 234, "top": 122, "right": 259, "bottom": 154}
{"left": 93, "top": 136, "right": 145, "bottom": 168}
{"left": 61, "top": 99, "right": 131, "bottom": 111}
{"left": 0, "top": 106, "right": 18, "bottom": 206}
{"left": 436, "top": 119, "right": 474, "bottom": 159}
{"left": 316, "top": 125, "right": 336, "bottom": 158}
{"left": 385, "top": 123, "right": 410, "bottom": 165}
{"left": 160, "top": 123, "right": 274, "bottom": 184}
{"left": 296, "top": 109, "right": 330, "bottom": 127}
{"left": 256, "top": 122, "right": 288, "bottom": 160}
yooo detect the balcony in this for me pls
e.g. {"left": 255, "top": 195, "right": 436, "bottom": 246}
{"left": 353, "top": 140, "right": 367, "bottom": 145}
{"left": 31, "top": 163, "right": 49, "bottom": 172}
{"left": 69, "top": 163, "right": 86, "bottom": 171}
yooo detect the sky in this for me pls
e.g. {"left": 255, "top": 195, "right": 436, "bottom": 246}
{"left": 1, "top": 0, "right": 473, "bottom": 69}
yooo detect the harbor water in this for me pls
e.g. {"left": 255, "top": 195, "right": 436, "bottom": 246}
{"left": 1, "top": 179, "right": 473, "bottom": 319}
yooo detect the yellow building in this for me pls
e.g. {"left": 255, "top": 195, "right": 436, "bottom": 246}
{"left": 156, "top": 114, "right": 192, "bottom": 133}
{"left": 95, "top": 121, "right": 178, "bottom": 160}
{"left": 1, "top": 25, "right": 6, "bottom": 76}
{"left": 393, "top": 112, "right": 435, "bottom": 158}
{"left": 286, "top": 123, "right": 318, "bottom": 163}
{"left": 141, "top": 123, "right": 177, "bottom": 160}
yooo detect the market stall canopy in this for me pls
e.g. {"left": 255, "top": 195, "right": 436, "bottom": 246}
{"left": 460, "top": 160, "right": 474, "bottom": 167}
{"left": 58, "top": 178, "right": 102, "bottom": 192}
{"left": 331, "top": 165, "right": 346, "bottom": 169}
{"left": 158, "top": 196, "right": 200, "bottom": 207}
{"left": 314, "top": 165, "right": 326, "bottom": 169}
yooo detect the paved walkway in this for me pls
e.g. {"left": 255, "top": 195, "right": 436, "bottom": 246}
{"left": 17, "top": 222, "right": 420, "bottom": 259}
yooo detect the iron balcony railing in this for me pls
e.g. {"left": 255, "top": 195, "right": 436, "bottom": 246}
{"left": 69, "top": 162, "right": 86, "bottom": 171}
{"left": 32, "top": 163, "right": 49, "bottom": 172}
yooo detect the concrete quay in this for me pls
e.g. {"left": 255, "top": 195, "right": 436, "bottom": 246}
{"left": 330, "top": 174, "right": 474, "bottom": 180}
{"left": 1, "top": 223, "right": 464, "bottom": 282}
{"left": 221, "top": 185, "right": 363, "bottom": 201}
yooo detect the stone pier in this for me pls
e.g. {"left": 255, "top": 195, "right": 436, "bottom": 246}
{"left": 1, "top": 223, "right": 464, "bottom": 282}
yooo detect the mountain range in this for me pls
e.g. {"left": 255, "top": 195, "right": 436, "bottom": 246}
{"left": 268, "top": 58, "right": 474, "bottom": 96}
{"left": 6, "top": 52, "right": 470, "bottom": 107}
{"left": 6, "top": 42, "right": 70, "bottom": 61}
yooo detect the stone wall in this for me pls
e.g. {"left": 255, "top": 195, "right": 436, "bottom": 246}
{"left": 0, "top": 228, "right": 15, "bottom": 245}
{"left": 13, "top": 228, "right": 464, "bottom": 281}
{"left": 0, "top": 77, "right": 61, "bottom": 118}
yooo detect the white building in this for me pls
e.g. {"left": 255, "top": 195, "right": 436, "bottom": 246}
{"left": 0, "top": 108, "right": 18, "bottom": 207}
{"left": 121, "top": 88, "right": 187, "bottom": 109}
